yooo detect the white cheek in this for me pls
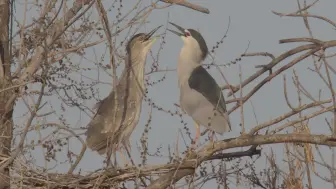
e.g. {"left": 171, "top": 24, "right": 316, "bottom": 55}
{"left": 183, "top": 38, "right": 195, "bottom": 47}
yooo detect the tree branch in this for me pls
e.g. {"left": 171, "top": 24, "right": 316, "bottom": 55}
{"left": 15, "top": 133, "right": 336, "bottom": 188}
{"left": 205, "top": 145, "right": 261, "bottom": 161}
{"left": 160, "top": 0, "right": 210, "bottom": 14}
{"left": 224, "top": 40, "right": 336, "bottom": 97}
{"left": 19, "top": 0, "right": 94, "bottom": 82}
{"left": 146, "top": 134, "right": 336, "bottom": 188}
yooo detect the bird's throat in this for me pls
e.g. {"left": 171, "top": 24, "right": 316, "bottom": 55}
{"left": 128, "top": 55, "right": 146, "bottom": 93}
{"left": 177, "top": 54, "right": 200, "bottom": 88}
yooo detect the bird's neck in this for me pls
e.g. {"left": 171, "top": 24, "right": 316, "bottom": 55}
{"left": 177, "top": 49, "right": 202, "bottom": 88}
{"left": 125, "top": 54, "right": 147, "bottom": 91}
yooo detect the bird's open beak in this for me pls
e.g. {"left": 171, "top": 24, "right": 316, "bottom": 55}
{"left": 167, "top": 22, "right": 185, "bottom": 37}
{"left": 145, "top": 25, "right": 162, "bottom": 41}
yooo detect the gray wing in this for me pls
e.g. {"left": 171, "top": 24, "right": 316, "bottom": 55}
{"left": 96, "top": 67, "right": 132, "bottom": 133}
{"left": 85, "top": 68, "right": 133, "bottom": 154}
{"left": 85, "top": 93, "right": 116, "bottom": 154}
{"left": 188, "top": 66, "right": 227, "bottom": 114}
{"left": 88, "top": 86, "right": 130, "bottom": 134}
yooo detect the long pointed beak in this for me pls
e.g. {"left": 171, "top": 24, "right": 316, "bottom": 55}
{"left": 145, "top": 25, "right": 162, "bottom": 40}
{"left": 167, "top": 22, "right": 185, "bottom": 37}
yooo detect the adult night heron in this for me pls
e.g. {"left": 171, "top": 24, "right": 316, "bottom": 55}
{"left": 86, "top": 25, "right": 162, "bottom": 163}
{"left": 168, "top": 22, "right": 231, "bottom": 147}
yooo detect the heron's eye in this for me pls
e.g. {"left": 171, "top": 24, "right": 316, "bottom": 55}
{"left": 139, "top": 36, "right": 145, "bottom": 42}
{"left": 185, "top": 31, "right": 191, "bottom": 37}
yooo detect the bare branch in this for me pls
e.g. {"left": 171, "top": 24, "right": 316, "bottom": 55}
{"left": 160, "top": 0, "right": 210, "bottom": 14}
{"left": 147, "top": 134, "right": 336, "bottom": 189}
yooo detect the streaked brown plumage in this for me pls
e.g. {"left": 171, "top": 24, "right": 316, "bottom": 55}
{"left": 86, "top": 26, "right": 161, "bottom": 158}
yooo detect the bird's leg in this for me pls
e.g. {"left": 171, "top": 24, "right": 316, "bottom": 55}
{"left": 124, "top": 146, "right": 137, "bottom": 167}
{"left": 209, "top": 130, "right": 214, "bottom": 142}
{"left": 209, "top": 130, "right": 216, "bottom": 149}
{"left": 191, "top": 122, "right": 201, "bottom": 150}
{"left": 118, "top": 149, "right": 130, "bottom": 167}
{"left": 113, "top": 152, "right": 117, "bottom": 168}
{"left": 105, "top": 142, "right": 114, "bottom": 168}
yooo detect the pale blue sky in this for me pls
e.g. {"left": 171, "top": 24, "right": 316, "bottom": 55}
{"left": 11, "top": 0, "right": 336, "bottom": 188}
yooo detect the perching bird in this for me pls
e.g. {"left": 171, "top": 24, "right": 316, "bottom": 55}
{"left": 168, "top": 22, "right": 231, "bottom": 147}
{"left": 86, "top": 26, "right": 162, "bottom": 163}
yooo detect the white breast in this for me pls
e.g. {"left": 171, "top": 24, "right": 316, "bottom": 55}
{"left": 180, "top": 83, "right": 202, "bottom": 115}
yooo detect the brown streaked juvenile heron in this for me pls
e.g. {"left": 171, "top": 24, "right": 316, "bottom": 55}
{"left": 167, "top": 22, "right": 231, "bottom": 148}
{"left": 86, "top": 25, "right": 162, "bottom": 164}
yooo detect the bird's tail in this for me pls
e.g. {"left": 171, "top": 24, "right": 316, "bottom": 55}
{"left": 223, "top": 112, "right": 232, "bottom": 132}
{"left": 86, "top": 117, "right": 120, "bottom": 155}
{"left": 86, "top": 130, "right": 110, "bottom": 155}
{"left": 209, "top": 111, "right": 231, "bottom": 135}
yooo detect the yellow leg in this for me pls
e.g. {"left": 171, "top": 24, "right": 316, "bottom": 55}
{"left": 191, "top": 122, "right": 200, "bottom": 149}
{"left": 209, "top": 131, "right": 215, "bottom": 142}
{"left": 209, "top": 131, "right": 216, "bottom": 149}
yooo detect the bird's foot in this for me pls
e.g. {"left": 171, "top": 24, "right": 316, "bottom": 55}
{"left": 185, "top": 147, "right": 197, "bottom": 158}
{"left": 123, "top": 161, "right": 132, "bottom": 168}
{"left": 103, "top": 159, "right": 118, "bottom": 171}
{"left": 185, "top": 141, "right": 198, "bottom": 158}
{"left": 190, "top": 140, "right": 198, "bottom": 150}
{"left": 188, "top": 145, "right": 195, "bottom": 154}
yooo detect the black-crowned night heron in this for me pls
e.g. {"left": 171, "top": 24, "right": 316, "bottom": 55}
{"left": 86, "top": 25, "right": 162, "bottom": 164}
{"left": 168, "top": 22, "right": 231, "bottom": 148}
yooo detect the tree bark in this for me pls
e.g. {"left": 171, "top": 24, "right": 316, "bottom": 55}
{"left": 0, "top": 0, "right": 12, "bottom": 188}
